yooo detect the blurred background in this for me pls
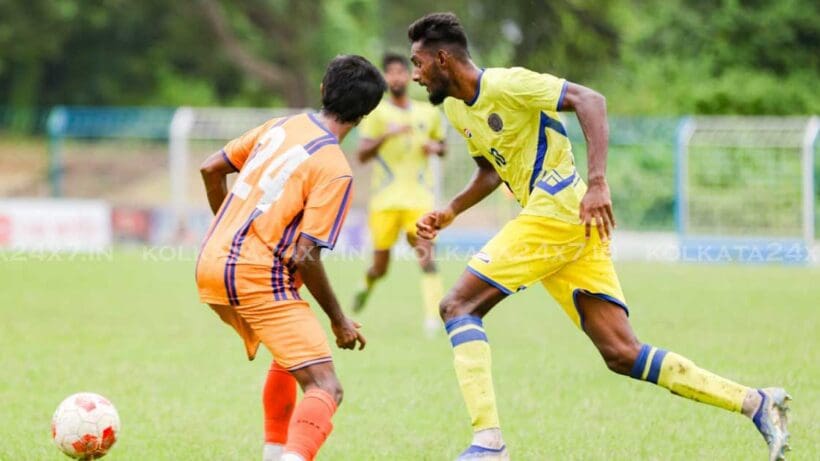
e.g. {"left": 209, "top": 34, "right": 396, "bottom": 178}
{"left": 0, "top": 0, "right": 817, "bottom": 261}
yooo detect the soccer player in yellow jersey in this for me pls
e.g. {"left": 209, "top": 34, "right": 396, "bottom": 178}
{"left": 407, "top": 12, "right": 790, "bottom": 461}
{"left": 352, "top": 52, "right": 447, "bottom": 335}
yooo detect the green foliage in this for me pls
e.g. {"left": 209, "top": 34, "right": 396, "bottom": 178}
{"left": 0, "top": 0, "right": 816, "bottom": 113}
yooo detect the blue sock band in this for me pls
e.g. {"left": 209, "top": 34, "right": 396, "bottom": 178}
{"left": 445, "top": 315, "right": 487, "bottom": 347}
{"left": 630, "top": 344, "right": 652, "bottom": 379}
{"left": 444, "top": 314, "right": 483, "bottom": 334}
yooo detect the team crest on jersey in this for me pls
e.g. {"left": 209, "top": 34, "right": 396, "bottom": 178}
{"left": 488, "top": 113, "right": 503, "bottom": 132}
{"left": 463, "top": 128, "right": 473, "bottom": 138}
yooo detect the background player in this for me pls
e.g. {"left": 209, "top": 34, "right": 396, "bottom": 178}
{"left": 352, "top": 52, "right": 447, "bottom": 335}
{"left": 408, "top": 13, "right": 791, "bottom": 461}
{"left": 196, "top": 55, "right": 385, "bottom": 461}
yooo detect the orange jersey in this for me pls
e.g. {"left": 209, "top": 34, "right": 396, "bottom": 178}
{"left": 196, "top": 113, "right": 353, "bottom": 306}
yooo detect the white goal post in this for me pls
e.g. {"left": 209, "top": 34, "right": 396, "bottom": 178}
{"left": 168, "top": 107, "right": 305, "bottom": 223}
{"left": 676, "top": 116, "right": 818, "bottom": 264}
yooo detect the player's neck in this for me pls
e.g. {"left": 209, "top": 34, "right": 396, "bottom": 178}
{"left": 315, "top": 111, "right": 353, "bottom": 143}
{"left": 450, "top": 62, "right": 483, "bottom": 103}
{"left": 389, "top": 94, "right": 410, "bottom": 109}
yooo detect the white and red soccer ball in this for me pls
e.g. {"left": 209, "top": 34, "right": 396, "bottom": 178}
{"left": 51, "top": 392, "right": 120, "bottom": 459}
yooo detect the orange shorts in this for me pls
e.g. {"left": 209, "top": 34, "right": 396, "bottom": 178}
{"left": 209, "top": 300, "right": 332, "bottom": 370}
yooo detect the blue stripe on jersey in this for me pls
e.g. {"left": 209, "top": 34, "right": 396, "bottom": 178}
{"left": 450, "top": 328, "right": 489, "bottom": 347}
{"left": 306, "top": 136, "right": 338, "bottom": 154}
{"left": 327, "top": 178, "right": 353, "bottom": 248}
{"left": 535, "top": 170, "right": 576, "bottom": 195}
{"left": 272, "top": 212, "right": 303, "bottom": 301}
{"left": 307, "top": 113, "right": 338, "bottom": 140}
{"left": 220, "top": 150, "right": 239, "bottom": 172}
{"left": 466, "top": 69, "right": 485, "bottom": 106}
{"left": 300, "top": 233, "right": 332, "bottom": 249}
{"left": 273, "top": 116, "right": 291, "bottom": 128}
{"left": 275, "top": 216, "right": 301, "bottom": 300}
{"left": 225, "top": 208, "right": 263, "bottom": 305}
{"left": 200, "top": 194, "right": 234, "bottom": 252}
{"left": 528, "top": 113, "right": 550, "bottom": 193}
{"left": 647, "top": 348, "right": 668, "bottom": 384}
{"left": 196, "top": 194, "right": 235, "bottom": 285}
{"left": 543, "top": 114, "right": 567, "bottom": 137}
{"left": 557, "top": 81, "right": 569, "bottom": 111}
{"left": 444, "top": 315, "right": 483, "bottom": 334}
{"left": 630, "top": 344, "right": 652, "bottom": 379}
{"left": 303, "top": 134, "right": 333, "bottom": 153}
{"left": 375, "top": 155, "right": 394, "bottom": 184}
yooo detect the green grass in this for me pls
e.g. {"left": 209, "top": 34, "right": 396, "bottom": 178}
{"left": 1, "top": 251, "right": 818, "bottom": 460}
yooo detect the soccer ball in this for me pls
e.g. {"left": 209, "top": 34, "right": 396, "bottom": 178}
{"left": 51, "top": 392, "right": 120, "bottom": 460}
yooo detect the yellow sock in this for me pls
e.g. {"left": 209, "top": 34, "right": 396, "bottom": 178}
{"left": 445, "top": 315, "right": 500, "bottom": 431}
{"left": 631, "top": 344, "right": 749, "bottom": 412}
{"left": 421, "top": 272, "right": 444, "bottom": 322}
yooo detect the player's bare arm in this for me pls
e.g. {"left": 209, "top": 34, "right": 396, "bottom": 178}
{"left": 417, "top": 156, "right": 500, "bottom": 240}
{"left": 561, "top": 82, "right": 616, "bottom": 240}
{"left": 293, "top": 235, "right": 366, "bottom": 351}
{"left": 423, "top": 140, "right": 446, "bottom": 157}
{"left": 199, "top": 151, "right": 236, "bottom": 214}
{"left": 356, "top": 124, "right": 412, "bottom": 162}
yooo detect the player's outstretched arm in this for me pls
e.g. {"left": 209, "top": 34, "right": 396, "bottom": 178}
{"left": 292, "top": 235, "right": 366, "bottom": 351}
{"left": 356, "top": 125, "right": 412, "bottom": 163}
{"left": 417, "top": 156, "right": 500, "bottom": 240}
{"left": 199, "top": 150, "right": 236, "bottom": 214}
{"left": 561, "top": 82, "right": 616, "bottom": 240}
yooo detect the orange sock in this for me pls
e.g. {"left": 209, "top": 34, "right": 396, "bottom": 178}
{"left": 263, "top": 361, "right": 297, "bottom": 444}
{"left": 284, "top": 388, "right": 337, "bottom": 461}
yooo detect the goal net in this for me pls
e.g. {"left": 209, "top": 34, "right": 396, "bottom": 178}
{"left": 676, "top": 116, "right": 818, "bottom": 263}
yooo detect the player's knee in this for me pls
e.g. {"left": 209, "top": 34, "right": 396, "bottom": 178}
{"left": 317, "top": 380, "right": 344, "bottom": 405}
{"left": 439, "top": 293, "right": 467, "bottom": 321}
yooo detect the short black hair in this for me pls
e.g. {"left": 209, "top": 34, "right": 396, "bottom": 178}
{"left": 321, "top": 55, "right": 386, "bottom": 123}
{"left": 407, "top": 12, "right": 469, "bottom": 55}
{"left": 382, "top": 52, "right": 409, "bottom": 71}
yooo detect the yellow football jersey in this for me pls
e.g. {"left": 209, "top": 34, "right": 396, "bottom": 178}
{"left": 443, "top": 67, "right": 586, "bottom": 224}
{"left": 358, "top": 99, "right": 445, "bottom": 211}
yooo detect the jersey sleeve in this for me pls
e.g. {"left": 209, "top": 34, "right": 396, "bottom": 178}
{"left": 222, "top": 123, "right": 265, "bottom": 171}
{"left": 503, "top": 67, "right": 568, "bottom": 112}
{"left": 358, "top": 110, "right": 383, "bottom": 140}
{"left": 300, "top": 174, "right": 353, "bottom": 250}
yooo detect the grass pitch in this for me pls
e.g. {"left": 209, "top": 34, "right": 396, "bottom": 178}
{"left": 1, "top": 250, "right": 818, "bottom": 460}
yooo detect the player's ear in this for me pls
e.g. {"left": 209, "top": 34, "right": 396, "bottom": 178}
{"left": 436, "top": 49, "right": 448, "bottom": 67}
{"left": 320, "top": 82, "right": 325, "bottom": 98}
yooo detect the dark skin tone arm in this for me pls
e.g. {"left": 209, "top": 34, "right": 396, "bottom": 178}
{"left": 199, "top": 151, "right": 236, "bottom": 214}
{"left": 417, "top": 155, "right": 501, "bottom": 239}
{"left": 560, "top": 82, "right": 616, "bottom": 240}
{"left": 292, "top": 235, "right": 366, "bottom": 350}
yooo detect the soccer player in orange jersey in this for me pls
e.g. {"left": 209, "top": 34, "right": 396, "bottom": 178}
{"left": 196, "top": 55, "right": 385, "bottom": 461}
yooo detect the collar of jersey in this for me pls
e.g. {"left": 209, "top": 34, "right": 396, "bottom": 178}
{"left": 465, "top": 68, "right": 486, "bottom": 107}
{"left": 307, "top": 112, "right": 339, "bottom": 141}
